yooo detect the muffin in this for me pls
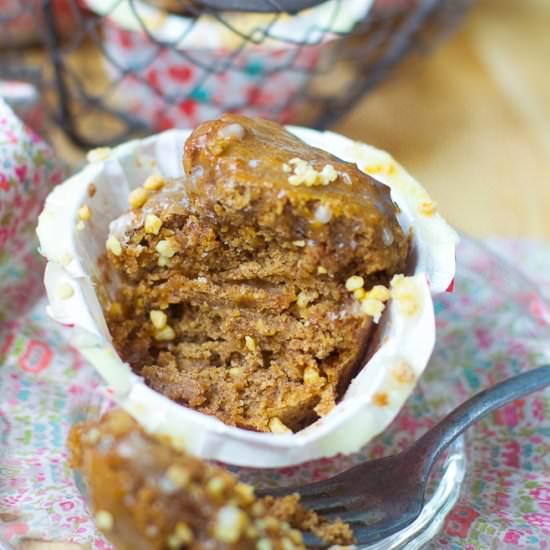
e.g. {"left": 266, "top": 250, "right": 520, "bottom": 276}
{"left": 38, "top": 114, "right": 457, "bottom": 466}
{"left": 102, "top": 114, "right": 409, "bottom": 433}
{"left": 69, "top": 409, "right": 355, "bottom": 549}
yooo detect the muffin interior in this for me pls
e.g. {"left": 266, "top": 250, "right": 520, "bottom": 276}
{"left": 102, "top": 115, "right": 409, "bottom": 432}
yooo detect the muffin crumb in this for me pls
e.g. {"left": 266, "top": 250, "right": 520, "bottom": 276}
{"left": 129, "top": 187, "right": 149, "bottom": 209}
{"left": 78, "top": 204, "right": 91, "bottom": 221}
{"left": 155, "top": 325, "right": 176, "bottom": 341}
{"left": 106, "top": 235, "right": 122, "bottom": 256}
{"left": 156, "top": 239, "right": 176, "bottom": 258}
{"left": 150, "top": 309, "right": 167, "bottom": 330}
{"left": 56, "top": 281, "right": 74, "bottom": 300}
{"left": 144, "top": 173, "right": 165, "bottom": 191}
{"left": 87, "top": 147, "right": 111, "bottom": 163}
{"left": 269, "top": 417, "right": 292, "bottom": 434}
{"left": 95, "top": 510, "right": 114, "bottom": 531}
{"left": 144, "top": 213, "right": 162, "bottom": 234}
{"left": 419, "top": 200, "right": 437, "bottom": 217}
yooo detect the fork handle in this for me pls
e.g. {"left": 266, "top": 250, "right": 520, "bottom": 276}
{"left": 410, "top": 364, "right": 550, "bottom": 481}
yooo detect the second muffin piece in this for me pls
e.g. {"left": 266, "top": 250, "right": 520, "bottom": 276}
{"left": 105, "top": 114, "right": 409, "bottom": 433}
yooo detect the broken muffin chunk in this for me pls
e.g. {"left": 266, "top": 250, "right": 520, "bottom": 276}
{"left": 104, "top": 114, "right": 409, "bottom": 433}
{"left": 69, "top": 409, "right": 355, "bottom": 549}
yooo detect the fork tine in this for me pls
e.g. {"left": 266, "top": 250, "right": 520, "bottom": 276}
{"left": 298, "top": 483, "right": 354, "bottom": 504}
{"left": 301, "top": 532, "right": 327, "bottom": 548}
{"left": 259, "top": 479, "right": 347, "bottom": 500}
{"left": 351, "top": 513, "right": 420, "bottom": 545}
{"left": 303, "top": 494, "right": 363, "bottom": 515}
{"left": 321, "top": 506, "right": 387, "bottom": 524}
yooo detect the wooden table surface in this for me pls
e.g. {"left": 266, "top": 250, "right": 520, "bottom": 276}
{"left": 336, "top": 0, "right": 550, "bottom": 239}
{"left": 24, "top": 0, "right": 550, "bottom": 548}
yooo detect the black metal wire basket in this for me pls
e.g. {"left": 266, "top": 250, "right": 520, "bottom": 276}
{"left": 0, "top": 0, "right": 473, "bottom": 148}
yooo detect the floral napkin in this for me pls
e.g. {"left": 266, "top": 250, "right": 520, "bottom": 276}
{"left": 1, "top": 236, "right": 548, "bottom": 549}
{"left": 0, "top": 97, "right": 65, "bottom": 325}
{"left": 0, "top": 101, "right": 549, "bottom": 549}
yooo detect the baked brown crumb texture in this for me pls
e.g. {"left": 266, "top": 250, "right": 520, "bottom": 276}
{"left": 104, "top": 114, "right": 409, "bottom": 433}
{"left": 69, "top": 409, "right": 355, "bottom": 549}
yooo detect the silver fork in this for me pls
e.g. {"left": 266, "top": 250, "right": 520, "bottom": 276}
{"left": 262, "top": 365, "right": 550, "bottom": 548}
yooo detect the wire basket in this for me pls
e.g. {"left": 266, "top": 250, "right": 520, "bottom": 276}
{"left": 0, "top": 0, "right": 473, "bottom": 148}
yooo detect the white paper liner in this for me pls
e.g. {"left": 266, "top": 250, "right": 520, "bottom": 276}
{"left": 37, "top": 126, "right": 458, "bottom": 467}
{"left": 83, "top": 0, "right": 373, "bottom": 48}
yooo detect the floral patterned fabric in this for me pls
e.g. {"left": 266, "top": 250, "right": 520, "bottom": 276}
{"left": 0, "top": 103, "right": 549, "bottom": 548}
{"left": 1, "top": 235, "right": 548, "bottom": 549}
{"left": 0, "top": 97, "right": 65, "bottom": 324}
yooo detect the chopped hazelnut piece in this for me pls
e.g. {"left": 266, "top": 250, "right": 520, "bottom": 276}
{"left": 234, "top": 482, "right": 255, "bottom": 505}
{"left": 165, "top": 465, "right": 190, "bottom": 489}
{"left": 86, "top": 147, "right": 111, "bottom": 163}
{"left": 345, "top": 275, "right": 364, "bottom": 292}
{"left": 95, "top": 509, "right": 114, "bottom": 531}
{"left": 257, "top": 517, "right": 280, "bottom": 531}
{"left": 382, "top": 227, "right": 394, "bottom": 246}
{"left": 144, "top": 173, "right": 165, "bottom": 191}
{"left": 150, "top": 310, "right": 167, "bottom": 330}
{"left": 360, "top": 297, "right": 386, "bottom": 323}
{"left": 314, "top": 204, "right": 332, "bottom": 224}
{"left": 56, "top": 282, "right": 74, "bottom": 300}
{"left": 207, "top": 476, "right": 226, "bottom": 498}
{"left": 292, "top": 240, "right": 305, "bottom": 247}
{"left": 213, "top": 505, "right": 248, "bottom": 543}
{"left": 353, "top": 288, "right": 366, "bottom": 300}
{"left": 269, "top": 417, "right": 292, "bottom": 434}
{"left": 166, "top": 534, "right": 180, "bottom": 549}
{"left": 251, "top": 502, "right": 265, "bottom": 517}
{"left": 320, "top": 164, "right": 338, "bottom": 183}
{"left": 419, "top": 200, "right": 437, "bottom": 216}
{"left": 369, "top": 285, "right": 391, "bottom": 302}
{"left": 144, "top": 213, "right": 162, "bottom": 234}
{"left": 106, "top": 235, "right": 122, "bottom": 256}
{"left": 129, "top": 187, "right": 149, "bottom": 209}
{"left": 257, "top": 540, "right": 273, "bottom": 550}
{"left": 303, "top": 365, "right": 324, "bottom": 386}
{"left": 296, "top": 290, "right": 317, "bottom": 308}
{"left": 218, "top": 122, "right": 246, "bottom": 141}
{"left": 109, "top": 302, "right": 123, "bottom": 317}
{"left": 154, "top": 325, "right": 176, "bottom": 341}
{"left": 82, "top": 427, "right": 100, "bottom": 445}
{"left": 287, "top": 158, "right": 338, "bottom": 187}
{"left": 156, "top": 239, "right": 176, "bottom": 258}
{"left": 245, "top": 335, "right": 256, "bottom": 352}
{"left": 78, "top": 204, "right": 91, "bottom": 221}
{"left": 174, "top": 521, "right": 193, "bottom": 544}
{"left": 317, "top": 266, "right": 328, "bottom": 275}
